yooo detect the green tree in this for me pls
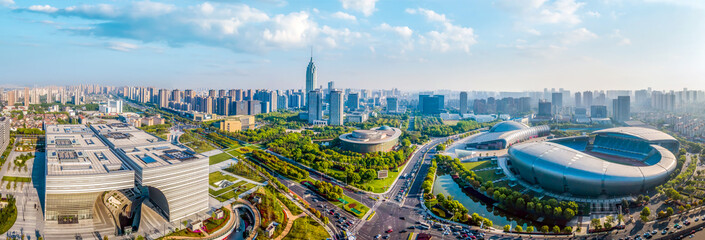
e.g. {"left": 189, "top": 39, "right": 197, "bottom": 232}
{"left": 527, "top": 226, "right": 535, "bottom": 232}
{"left": 591, "top": 218, "right": 602, "bottom": 230}
{"left": 563, "top": 208, "right": 576, "bottom": 219}
{"left": 504, "top": 225, "right": 511, "bottom": 232}
{"left": 552, "top": 225, "right": 561, "bottom": 233}
{"left": 667, "top": 207, "right": 674, "bottom": 216}
{"left": 563, "top": 226, "right": 573, "bottom": 233}
{"left": 641, "top": 207, "right": 651, "bottom": 221}
{"left": 515, "top": 225, "right": 523, "bottom": 232}
{"left": 541, "top": 225, "right": 549, "bottom": 233}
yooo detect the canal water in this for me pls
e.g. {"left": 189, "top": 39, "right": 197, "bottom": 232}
{"left": 432, "top": 174, "right": 529, "bottom": 228}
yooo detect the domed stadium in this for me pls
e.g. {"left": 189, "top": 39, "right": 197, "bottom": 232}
{"left": 339, "top": 126, "right": 402, "bottom": 153}
{"left": 466, "top": 121, "right": 550, "bottom": 150}
{"left": 508, "top": 127, "right": 679, "bottom": 197}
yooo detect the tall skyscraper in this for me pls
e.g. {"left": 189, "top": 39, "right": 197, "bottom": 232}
{"left": 306, "top": 56, "right": 317, "bottom": 93}
{"left": 307, "top": 90, "right": 323, "bottom": 124}
{"left": 591, "top": 105, "right": 607, "bottom": 118}
{"left": 387, "top": 97, "right": 399, "bottom": 113}
{"left": 329, "top": 90, "right": 344, "bottom": 126}
{"left": 459, "top": 91, "right": 468, "bottom": 114}
{"left": 583, "top": 91, "right": 593, "bottom": 108}
{"left": 7, "top": 90, "right": 15, "bottom": 106}
{"left": 347, "top": 93, "right": 359, "bottom": 111}
{"left": 538, "top": 100, "right": 552, "bottom": 117}
{"left": 158, "top": 89, "right": 169, "bottom": 108}
{"left": 419, "top": 95, "right": 444, "bottom": 115}
{"left": 24, "top": 87, "right": 29, "bottom": 107}
{"left": 551, "top": 92, "right": 563, "bottom": 114}
{"left": 574, "top": 92, "right": 582, "bottom": 107}
{"left": 612, "top": 96, "right": 630, "bottom": 122}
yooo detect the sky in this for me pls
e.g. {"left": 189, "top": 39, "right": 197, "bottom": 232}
{"left": 1, "top": 0, "right": 704, "bottom": 91}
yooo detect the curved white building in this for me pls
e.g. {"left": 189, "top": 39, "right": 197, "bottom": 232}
{"left": 467, "top": 121, "right": 550, "bottom": 150}
{"left": 508, "top": 127, "right": 679, "bottom": 197}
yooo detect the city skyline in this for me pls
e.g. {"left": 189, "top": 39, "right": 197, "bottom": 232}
{"left": 1, "top": 0, "right": 704, "bottom": 91}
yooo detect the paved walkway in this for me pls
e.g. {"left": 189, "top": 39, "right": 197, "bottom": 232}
{"left": 272, "top": 199, "right": 306, "bottom": 240}
{"left": 237, "top": 199, "right": 261, "bottom": 240}
{"left": 165, "top": 205, "right": 237, "bottom": 240}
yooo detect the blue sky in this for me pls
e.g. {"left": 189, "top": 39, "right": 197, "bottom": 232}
{"left": 1, "top": 0, "right": 704, "bottom": 91}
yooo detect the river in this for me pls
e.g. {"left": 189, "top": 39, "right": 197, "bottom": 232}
{"left": 432, "top": 174, "right": 530, "bottom": 228}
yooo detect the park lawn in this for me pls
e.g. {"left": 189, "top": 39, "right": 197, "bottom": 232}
{"left": 204, "top": 209, "right": 230, "bottom": 234}
{"left": 209, "top": 181, "right": 246, "bottom": 196}
{"left": 360, "top": 169, "right": 401, "bottom": 193}
{"left": 332, "top": 194, "right": 369, "bottom": 218}
{"left": 474, "top": 170, "right": 504, "bottom": 182}
{"left": 209, "top": 152, "right": 234, "bottom": 165}
{"left": 461, "top": 160, "right": 496, "bottom": 171}
{"left": 208, "top": 171, "right": 238, "bottom": 187}
{"left": 234, "top": 183, "right": 257, "bottom": 196}
{"left": 282, "top": 216, "right": 330, "bottom": 240}
{"left": 1, "top": 176, "right": 31, "bottom": 182}
{"left": 180, "top": 132, "right": 216, "bottom": 153}
{"left": 442, "top": 120, "right": 460, "bottom": 125}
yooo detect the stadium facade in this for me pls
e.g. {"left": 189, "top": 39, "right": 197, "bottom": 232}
{"left": 508, "top": 127, "right": 679, "bottom": 197}
{"left": 44, "top": 123, "right": 208, "bottom": 224}
{"left": 339, "top": 126, "right": 402, "bottom": 153}
{"left": 466, "top": 121, "right": 550, "bottom": 150}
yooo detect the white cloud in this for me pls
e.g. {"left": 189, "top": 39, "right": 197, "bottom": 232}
{"left": 405, "top": 8, "right": 447, "bottom": 22}
{"left": 561, "top": 27, "right": 597, "bottom": 45}
{"left": 611, "top": 29, "right": 631, "bottom": 46}
{"left": 106, "top": 42, "right": 138, "bottom": 52}
{"left": 28, "top": 5, "right": 58, "bottom": 13}
{"left": 586, "top": 11, "right": 600, "bottom": 17}
{"left": 340, "top": 0, "right": 378, "bottom": 16}
{"left": 407, "top": 8, "right": 477, "bottom": 52}
{"left": 525, "top": 28, "right": 542, "bottom": 35}
{"left": 1, "top": 0, "right": 14, "bottom": 7}
{"left": 495, "top": 0, "right": 585, "bottom": 25}
{"left": 331, "top": 11, "right": 357, "bottom": 21}
{"left": 378, "top": 23, "right": 413, "bottom": 38}
{"left": 20, "top": 2, "right": 360, "bottom": 52}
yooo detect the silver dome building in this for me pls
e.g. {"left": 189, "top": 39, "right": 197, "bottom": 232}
{"left": 508, "top": 127, "right": 679, "bottom": 197}
{"left": 339, "top": 126, "right": 402, "bottom": 153}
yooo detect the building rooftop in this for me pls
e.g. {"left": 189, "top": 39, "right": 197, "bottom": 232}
{"left": 91, "top": 123, "right": 165, "bottom": 148}
{"left": 117, "top": 143, "right": 202, "bottom": 169}
{"left": 339, "top": 126, "right": 402, "bottom": 144}
{"left": 593, "top": 127, "right": 677, "bottom": 142}
{"left": 45, "top": 124, "right": 129, "bottom": 176}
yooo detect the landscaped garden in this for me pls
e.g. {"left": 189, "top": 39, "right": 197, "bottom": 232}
{"left": 224, "top": 161, "right": 266, "bottom": 183}
{"left": 209, "top": 152, "right": 233, "bottom": 165}
{"left": 0, "top": 195, "right": 18, "bottom": 234}
{"left": 179, "top": 131, "right": 216, "bottom": 153}
{"left": 282, "top": 216, "right": 330, "bottom": 240}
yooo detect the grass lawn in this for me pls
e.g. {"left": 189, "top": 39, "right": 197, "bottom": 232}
{"left": 474, "top": 170, "right": 504, "bottom": 182}
{"left": 442, "top": 120, "right": 460, "bottom": 125}
{"left": 204, "top": 209, "right": 230, "bottom": 234}
{"left": 360, "top": 169, "right": 401, "bottom": 193}
{"left": 209, "top": 152, "right": 234, "bottom": 165}
{"left": 282, "top": 216, "right": 330, "bottom": 240}
{"left": 1, "top": 176, "right": 31, "bottom": 182}
{"left": 180, "top": 132, "right": 216, "bottom": 153}
{"left": 332, "top": 194, "right": 369, "bottom": 218}
{"left": 209, "top": 171, "right": 238, "bottom": 187}
{"left": 210, "top": 181, "right": 246, "bottom": 196}
{"left": 461, "top": 160, "right": 496, "bottom": 171}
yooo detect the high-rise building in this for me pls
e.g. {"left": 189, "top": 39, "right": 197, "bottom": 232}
{"left": 329, "top": 90, "right": 344, "bottom": 126}
{"left": 171, "top": 89, "right": 182, "bottom": 103}
{"left": 248, "top": 100, "right": 261, "bottom": 115}
{"left": 387, "top": 97, "right": 399, "bottom": 113}
{"left": 7, "top": 90, "right": 15, "bottom": 106}
{"left": 419, "top": 95, "right": 444, "bottom": 115}
{"left": 0, "top": 117, "right": 10, "bottom": 154}
{"left": 574, "top": 92, "right": 582, "bottom": 107}
{"left": 347, "top": 93, "right": 359, "bottom": 111}
{"left": 551, "top": 92, "right": 563, "bottom": 114}
{"left": 158, "top": 89, "right": 169, "bottom": 108}
{"left": 583, "top": 91, "right": 593, "bottom": 108}
{"left": 24, "top": 87, "right": 29, "bottom": 107}
{"left": 538, "top": 100, "right": 552, "bottom": 117}
{"left": 459, "top": 92, "right": 468, "bottom": 114}
{"left": 612, "top": 96, "right": 630, "bottom": 122}
{"left": 306, "top": 56, "right": 317, "bottom": 93}
{"left": 327, "top": 81, "right": 335, "bottom": 100}
{"left": 208, "top": 89, "right": 216, "bottom": 98}
{"left": 307, "top": 90, "right": 323, "bottom": 123}
{"left": 591, "top": 105, "right": 608, "bottom": 118}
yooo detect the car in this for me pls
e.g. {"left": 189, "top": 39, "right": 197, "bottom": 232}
{"left": 400, "top": 230, "right": 407, "bottom": 233}
{"left": 386, "top": 228, "right": 393, "bottom": 233}
{"left": 382, "top": 235, "right": 389, "bottom": 239}
{"left": 663, "top": 229, "right": 669, "bottom": 235}
{"left": 374, "top": 234, "right": 381, "bottom": 239}
{"left": 400, "top": 216, "right": 406, "bottom": 220}
{"left": 696, "top": 217, "right": 700, "bottom": 222}
{"left": 685, "top": 220, "right": 691, "bottom": 226}
{"left": 652, "top": 230, "right": 657, "bottom": 235}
